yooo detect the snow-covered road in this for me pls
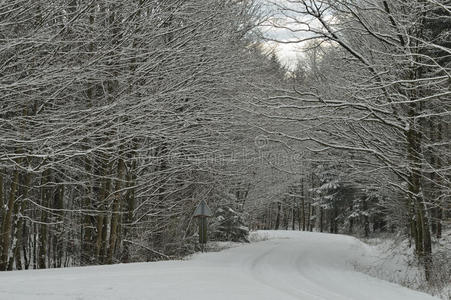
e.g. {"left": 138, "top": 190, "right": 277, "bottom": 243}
{"left": 0, "top": 231, "right": 438, "bottom": 300}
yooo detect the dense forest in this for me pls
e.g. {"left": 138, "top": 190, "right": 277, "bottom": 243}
{"left": 0, "top": 0, "right": 449, "bottom": 291}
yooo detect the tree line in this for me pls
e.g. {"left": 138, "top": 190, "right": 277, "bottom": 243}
{"left": 0, "top": 0, "right": 274, "bottom": 270}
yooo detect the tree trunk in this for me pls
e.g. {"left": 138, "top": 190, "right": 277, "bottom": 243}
{"left": 319, "top": 207, "right": 324, "bottom": 233}
{"left": 306, "top": 202, "right": 312, "bottom": 232}
{"left": 301, "top": 179, "right": 306, "bottom": 231}
{"left": 9, "top": 172, "right": 32, "bottom": 270}
{"left": 96, "top": 161, "right": 110, "bottom": 264}
{"left": 407, "top": 104, "right": 432, "bottom": 281}
{"left": 0, "top": 168, "right": 20, "bottom": 271}
{"left": 38, "top": 169, "right": 51, "bottom": 269}
{"left": 274, "top": 202, "right": 281, "bottom": 230}
{"left": 435, "top": 120, "right": 443, "bottom": 239}
{"left": 106, "top": 158, "right": 124, "bottom": 264}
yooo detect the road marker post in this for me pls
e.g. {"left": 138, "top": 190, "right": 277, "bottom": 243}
{"left": 193, "top": 200, "right": 212, "bottom": 252}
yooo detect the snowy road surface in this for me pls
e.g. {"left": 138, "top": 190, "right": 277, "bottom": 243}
{"left": 0, "top": 231, "right": 438, "bottom": 300}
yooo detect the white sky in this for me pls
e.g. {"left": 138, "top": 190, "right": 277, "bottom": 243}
{"left": 260, "top": 40, "right": 304, "bottom": 69}
{"left": 257, "top": 0, "right": 322, "bottom": 69}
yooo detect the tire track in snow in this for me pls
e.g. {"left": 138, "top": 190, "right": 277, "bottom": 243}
{"left": 246, "top": 237, "right": 353, "bottom": 300}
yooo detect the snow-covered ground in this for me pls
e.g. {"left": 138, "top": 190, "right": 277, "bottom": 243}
{"left": 0, "top": 231, "right": 440, "bottom": 300}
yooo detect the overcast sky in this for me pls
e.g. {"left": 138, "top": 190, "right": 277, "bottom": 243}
{"left": 258, "top": 0, "right": 322, "bottom": 69}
